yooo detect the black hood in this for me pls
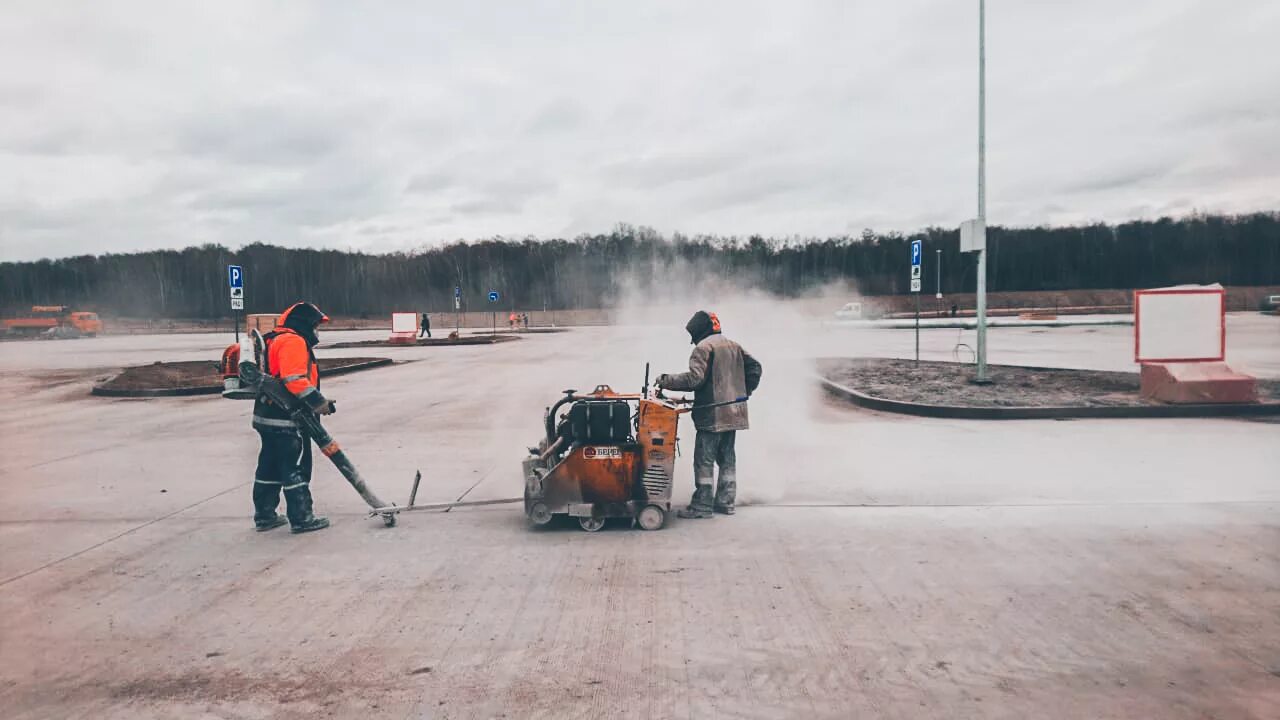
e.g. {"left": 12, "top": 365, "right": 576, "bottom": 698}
{"left": 279, "top": 302, "right": 327, "bottom": 347}
{"left": 685, "top": 310, "right": 720, "bottom": 344}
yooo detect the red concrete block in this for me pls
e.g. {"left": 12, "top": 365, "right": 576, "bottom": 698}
{"left": 1140, "top": 362, "right": 1258, "bottom": 404}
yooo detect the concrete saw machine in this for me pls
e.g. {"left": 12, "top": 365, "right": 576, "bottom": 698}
{"left": 523, "top": 365, "right": 736, "bottom": 532}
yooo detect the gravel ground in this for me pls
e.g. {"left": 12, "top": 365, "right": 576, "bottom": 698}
{"left": 95, "top": 357, "right": 388, "bottom": 391}
{"left": 819, "top": 358, "right": 1280, "bottom": 408}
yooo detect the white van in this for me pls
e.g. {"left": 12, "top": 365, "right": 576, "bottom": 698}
{"left": 833, "top": 302, "right": 863, "bottom": 320}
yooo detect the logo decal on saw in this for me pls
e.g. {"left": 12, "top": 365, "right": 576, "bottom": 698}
{"left": 583, "top": 446, "right": 622, "bottom": 459}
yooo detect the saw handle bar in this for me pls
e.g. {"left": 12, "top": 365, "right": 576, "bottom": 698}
{"left": 656, "top": 387, "right": 750, "bottom": 412}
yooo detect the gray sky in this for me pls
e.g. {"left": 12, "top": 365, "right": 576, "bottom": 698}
{"left": 1, "top": 0, "right": 1277, "bottom": 261}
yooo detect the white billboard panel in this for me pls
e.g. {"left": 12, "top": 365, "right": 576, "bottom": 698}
{"left": 1134, "top": 286, "right": 1224, "bottom": 363}
{"left": 391, "top": 312, "right": 417, "bottom": 334}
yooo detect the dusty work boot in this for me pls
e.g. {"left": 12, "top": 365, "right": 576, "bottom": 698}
{"left": 677, "top": 484, "right": 714, "bottom": 519}
{"left": 284, "top": 484, "right": 330, "bottom": 534}
{"left": 253, "top": 481, "right": 288, "bottom": 531}
{"left": 714, "top": 472, "right": 737, "bottom": 515}
{"left": 255, "top": 516, "right": 289, "bottom": 531}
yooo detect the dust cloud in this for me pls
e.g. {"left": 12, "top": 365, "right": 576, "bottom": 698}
{"left": 608, "top": 260, "right": 866, "bottom": 505}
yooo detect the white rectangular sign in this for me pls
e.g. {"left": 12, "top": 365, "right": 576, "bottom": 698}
{"left": 960, "top": 218, "right": 986, "bottom": 253}
{"left": 391, "top": 312, "right": 417, "bottom": 334}
{"left": 230, "top": 297, "right": 244, "bottom": 310}
{"left": 1134, "top": 286, "right": 1225, "bottom": 363}
{"left": 910, "top": 278, "right": 922, "bottom": 293}
{"left": 911, "top": 265, "right": 921, "bottom": 279}
{"left": 230, "top": 287, "right": 244, "bottom": 299}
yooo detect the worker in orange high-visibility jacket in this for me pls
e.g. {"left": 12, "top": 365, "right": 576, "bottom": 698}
{"left": 250, "top": 302, "right": 334, "bottom": 533}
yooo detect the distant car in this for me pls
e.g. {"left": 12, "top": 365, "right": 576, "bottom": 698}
{"left": 1263, "top": 295, "right": 1280, "bottom": 313}
{"left": 833, "top": 302, "right": 863, "bottom": 320}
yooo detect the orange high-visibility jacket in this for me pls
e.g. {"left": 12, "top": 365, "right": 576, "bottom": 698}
{"left": 266, "top": 327, "right": 319, "bottom": 399}
{"left": 251, "top": 303, "right": 325, "bottom": 429}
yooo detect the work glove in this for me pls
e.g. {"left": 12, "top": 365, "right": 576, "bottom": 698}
{"left": 301, "top": 390, "right": 336, "bottom": 415}
{"left": 655, "top": 374, "right": 671, "bottom": 388}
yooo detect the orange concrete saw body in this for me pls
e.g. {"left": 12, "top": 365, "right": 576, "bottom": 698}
{"left": 523, "top": 384, "right": 684, "bottom": 532}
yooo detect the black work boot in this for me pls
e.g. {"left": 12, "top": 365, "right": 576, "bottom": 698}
{"left": 677, "top": 484, "right": 714, "bottom": 519}
{"left": 284, "top": 484, "right": 330, "bottom": 534}
{"left": 253, "top": 482, "right": 288, "bottom": 531}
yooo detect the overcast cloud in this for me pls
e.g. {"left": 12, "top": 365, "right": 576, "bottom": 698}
{"left": 1, "top": 0, "right": 1277, "bottom": 261}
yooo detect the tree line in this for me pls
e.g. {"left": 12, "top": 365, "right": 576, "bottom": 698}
{"left": 1, "top": 212, "right": 1277, "bottom": 318}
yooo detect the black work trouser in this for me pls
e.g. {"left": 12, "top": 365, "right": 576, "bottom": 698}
{"left": 254, "top": 427, "right": 314, "bottom": 525}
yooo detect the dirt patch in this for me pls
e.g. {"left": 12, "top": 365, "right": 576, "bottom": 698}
{"left": 94, "top": 357, "right": 390, "bottom": 393}
{"left": 323, "top": 334, "right": 520, "bottom": 349}
{"left": 818, "top": 358, "right": 1280, "bottom": 409}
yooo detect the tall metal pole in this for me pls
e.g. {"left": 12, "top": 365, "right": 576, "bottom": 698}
{"left": 975, "top": 0, "right": 989, "bottom": 382}
{"left": 936, "top": 248, "right": 942, "bottom": 316}
{"left": 914, "top": 290, "right": 920, "bottom": 366}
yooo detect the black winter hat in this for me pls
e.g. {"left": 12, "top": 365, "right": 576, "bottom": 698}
{"left": 685, "top": 310, "right": 721, "bottom": 344}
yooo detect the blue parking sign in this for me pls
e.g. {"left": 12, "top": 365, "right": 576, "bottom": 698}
{"left": 455, "top": 286, "right": 462, "bottom": 299}
{"left": 910, "top": 240, "right": 922, "bottom": 267}
{"left": 228, "top": 265, "right": 243, "bottom": 288}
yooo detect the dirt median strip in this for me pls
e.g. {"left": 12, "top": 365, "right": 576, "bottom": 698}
{"left": 818, "top": 358, "right": 1280, "bottom": 419}
{"left": 90, "top": 358, "right": 393, "bottom": 398}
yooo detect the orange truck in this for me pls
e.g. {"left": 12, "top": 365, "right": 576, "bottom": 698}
{"left": 2, "top": 306, "right": 103, "bottom": 338}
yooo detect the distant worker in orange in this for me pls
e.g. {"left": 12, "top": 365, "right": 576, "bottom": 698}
{"left": 250, "top": 302, "right": 334, "bottom": 533}
{"left": 508, "top": 312, "right": 517, "bottom": 330}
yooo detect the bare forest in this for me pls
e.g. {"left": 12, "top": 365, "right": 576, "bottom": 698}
{"left": 2, "top": 213, "right": 1277, "bottom": 318}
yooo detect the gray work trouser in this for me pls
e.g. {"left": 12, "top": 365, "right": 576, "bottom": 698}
{"left": 690, "top": 429, "right": 736, "bottom": 511}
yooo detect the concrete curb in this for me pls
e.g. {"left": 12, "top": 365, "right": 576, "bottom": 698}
{"left": 818, "top": 375, "right": 1280, "bottom": 420}
{"left": 91, "top": 358, "right": 394, "bottom": 398}
{"left": 826, "top": 315, "right": 1134, "bottom": 330}
{"left": 321, "top": 335, "right": 520, "bottom": 349}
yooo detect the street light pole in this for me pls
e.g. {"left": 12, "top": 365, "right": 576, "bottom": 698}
{"left": 975, "top": 0, "right": 989, "bottom": 382}
{"left": 936, "top": 248, "right": 943, "bottom": 316}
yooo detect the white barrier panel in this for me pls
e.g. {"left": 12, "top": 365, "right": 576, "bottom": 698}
{"left": 1134, "top": 286, "right": 1224, "bottom": 363}
{"left": 391, "top": 312, "right": 417, "bottom": 334}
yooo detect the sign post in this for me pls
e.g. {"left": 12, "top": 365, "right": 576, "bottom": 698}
{"left": 454, "top": 286, "right": 462, "bottom": 334}
{"left": 488, "top": 290, "right": 499, "bottom": 334}
{"left": 910, "top": 240, "right": 922, "bottom": 365}
{"left": 228, "top": 265, "right": 244, "bottom": 342}
{"left": 935, "top": 248, "right": 943, "bottom": 316}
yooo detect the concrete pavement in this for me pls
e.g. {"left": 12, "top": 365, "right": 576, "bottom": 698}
{"left": 1, "top": 316, "right": 1278, "bottom": 718}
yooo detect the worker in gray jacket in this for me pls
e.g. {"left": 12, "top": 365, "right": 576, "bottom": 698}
{"left": 657, "top": 311, "right": 763, "bottom": 518}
